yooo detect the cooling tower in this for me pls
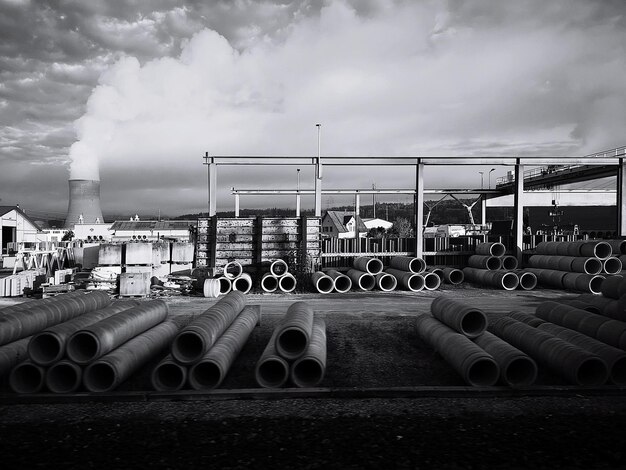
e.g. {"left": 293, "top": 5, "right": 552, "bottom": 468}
{"left": 65, "top": 179, "right": 105, "bottom": 228}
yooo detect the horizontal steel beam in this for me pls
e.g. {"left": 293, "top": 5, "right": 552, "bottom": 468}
{"left": 230, "top": 188, "right": 502, "bottom": 195}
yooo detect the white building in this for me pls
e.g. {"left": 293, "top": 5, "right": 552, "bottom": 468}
{"left": 109, "top": 220, "right": 195, "bottom": 242}
{"left": 0, "top": 206, "right": 44, "bottom": 256}
{"left": 363, "top": 217, "right": 393, "bottom": 231}
{"left": 321, "top": 210, "right": 368, "bottom": 239}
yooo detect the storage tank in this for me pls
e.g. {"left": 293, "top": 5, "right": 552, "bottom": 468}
{"left": 65, "top": 179, "right": 104, "bottom": 228}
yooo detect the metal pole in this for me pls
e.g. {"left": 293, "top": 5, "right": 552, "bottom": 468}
{"left": 618, "top": 158, "right": 626, "bottom": 236}
{"left": 513, "top": 160, "right": 524, "bottom": 262}
{"left": 415, "top": 160, "right": 424, "bottom": 258}
{"left": 479, "top": 171, "right": 484, "bottom": 189}
{"left": 489, "top": 168, "right": 495, "bottom": 190}
{"left": 314, "top": 124, "right": 322, "bottom": 217}
{"left": 296, "top": 168, "right": 301, "bottom": 217}
{"left": 203, "top": 153, "right": 217, "bottom": 217}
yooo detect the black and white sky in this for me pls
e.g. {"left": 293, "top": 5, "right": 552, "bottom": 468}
{"left": 1, "top": 0, "right": 625, "bottom": 219}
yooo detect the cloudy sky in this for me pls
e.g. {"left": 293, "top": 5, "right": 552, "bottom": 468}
{"left": 1, "top": 0, "right": 625, "bottom": 220}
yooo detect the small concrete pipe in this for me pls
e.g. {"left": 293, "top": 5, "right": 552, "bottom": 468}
{"left": 0, "top": 337, "right": 31, "bottom": 378}
{"left": 0, "top": 290, "right": 111, "bottom": 347}
{"left": 442, "top": 267, "right": 464, "bottom": 285}
{"left": 500, "top": 255, "right": 519, "bottom": 271}
{"left": 430, "top": 296, "right": 488, "bottom": 338}
{"left": 326, "top": 269, "right": 352, "bottom": 293}
{"left": 538, "top": 322, "right": 626, "bottom": 385}
{"left": 473, "top": 331, "right": 538, "bottom": 387}
{"left": 291, "top": 317, "right": 326, "bottom": 388}
{"left": 278, "top": 272, "right": 297, "bottom": 293}
{"left": 353, "top": 256, "right": 383, "bottom": 275}
{"left": 312, "top": 272, "right": 334, "bottom": 294}
{"left": 232, "top": 273, "right": 252, "bottom": 294}
{"left": 528, "top": 255, "right": 602, "bottom": 274}
{"left": 28, "top": 302, "right": 138, "bottom": 366}
{"left": 275, "top": 301, "right": 314, "bottom": 360}
{"left": 506, "top": 310, "right": 545, "bottom": 327}
{"left": 188, "top": 306, "right": 260, "bottom": 390}
{"left": 223, "top": 261, "right": 243, "bottom": 279}
{"left": 523, "top": 268, "right": 567, "bottom": 288}
{"left": 385, "top": 269, "right": 424, "bottom": 292}
{"left": 346, "top": 269, "right": 376, "bottom": 291}
{"left": 475, "top": 242, "right": 506, "bottom": 257}
{"left": 151, "top": 355, "right": 188, "bottom": 391}
{"left": 389, "top": 256, "right": 426, "bottom": 274}
{"left": 67, "top": 300, "right": 169, "bottom": 365}
{"left": 490, "top": 316, "right": 609, "bottom": 386}
{"left": 203, "top": 278, "right": 221, "bottom": 298}
{"left": 270, "top": 259, "right": 289, "bottom": 277}
{"left": 375, "top": 272, "right": 397, "bottom": 292}
{"left": 217, "top": 276, "right": 232, "bottom": 295}
{"left": 423, "top": 272, "right": 441, "bottom": 291}
{"left": 513, "top": 270, "right": 537, "bottom": 291}
{"left": 260, "top": 273, "right": 279, "bottom": 293}
{"left": 603, "top": 257, "right": 623, "bottom": 275}
{"left": 415, "top": 315, "right": 499, "bottom": 387}
{"left": 561, "top": 272, "right": 605, "bottom": 294}
{"left": 171, "top": 290, "right": 246, "bottom": 365}
{"left": 467, "top": 255, "right": 502, "bottom": 271}
{"left": 601, "top": 275, "right": 626, "bottom": 299}
{"left": 9, "top": 361, "right": 46, "bottom": 394}
{"left": 84, "top": 320, "right": 180, "bottom": 393}
{"left": 46, "top": 360, "right": 82, "bottom": 393}
{"left": 255, "top": 327, "right": 290, "bottom": 388}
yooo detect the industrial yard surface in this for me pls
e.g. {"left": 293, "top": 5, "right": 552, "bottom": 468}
{"left": 2, "top": 286, "right": 626, "bottom": 469}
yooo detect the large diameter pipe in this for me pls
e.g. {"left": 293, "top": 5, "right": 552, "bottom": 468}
{"left": 312, "top": 272, "right": 334, "bottom": 294}
{"left": 0, "top": 291, "right": 111, "bottom": 347}
{"left": 513, "top": 270, "right": 537, "bottom": 290}
{"left": 326, "top": 269, "right": 352, "bottom": 293}
{"left": 423, "top": 272, "right": 441, "bottom": 291}
{"left": 46, "top": 360, "right": 82, "bottom": 393}
{"left": 507, "top": 311, "right": 545, "bottom": 327}
{"left": 426, "top": 267, "right": 444, "bottom": 283}
{"left": 260, "top": 273, "right": 279, "bottom": 293}
{"left": 0, "top": 337, "right": 31, "bottom": 378}
{"left": 83, "top": 320, "right": 180, "bottom": 392}
{"left": 415, "top": 315, "right": 499, "bottom": 387}
{"left": 467, "top": 255, "right": 501, "bottom": 271}
{"left": 291, "top": 317, "right": 326, "bottom": 388}
{"left": 232, "top": 273, "right": 252, "bottom": 294}
{"left": 217, "top": 276, "right": 232, "bottom": 295}
{"left": 430, "top": 296, "right": 488, "bottom": 338}
{"left": 171, "top": 290, "right": 246, "bottom": 365}
{"left": 490, "top": 316, "right": 609, "bottom": 386}
{"left": 561, "top": 272, "right": 605, "bottom": 294}
{"left": 603, "top": 257, "right": 623, "bottom": 275}
{"left": 600, "top": 275, "right": 626, "bottom": 299}
{"left": 500, "top": 255, "right": 519, "bottom": 271}
{"left": 353, "top": 256, "right": 383, "bottom": 275}
{"left": 223, "top": 261, "right": 243, "bottom": 279}
{"left": 388, "top": 256, "right": 426, "bottom": 274}
{"left": 28, "top": 302, "right": 138, "bottom": 366}
{"left": 270, "top": 259, "right": 289, "bottom": 276}
{"left": 528, "top": 255, "right": 602, "bottom": 274}
{"left": 576, "top": 294, "right": 626, "bottom": 321}
{"left": 278, "top": 273, "right": 297, "bottom": 293}
{"left": 67, "top": 300, "right": 169, "bottom": 365}
{"left": 255, "top": 327, "right": 290, "bottom": 388}
{"left": 475, "top": 242, "right": 506, "bottom": 257}
{"left": 462, "top": 267, "right": 519, "bottom": 290}
{"left": 538, "top": 322, "right": 626, "bottom": 386}
{"left": 188, "top": 306, "right": 260, "bottom": 390}
{"left": 275, "top": 302, "right": 314, "bottom": 360}
{"left": 523, "top": 268, "right": 567, "bottom": 289}
{"left": 560, "top": 299, "right": 602, "bottom": 315}
{"left": 607, "top": 239, "right": 626, "bottom": 255}
{"left": 375, "top": 272, "right": 397, "bottom": 292}
{"left": 151, "top": 355, "right": 188, "bottom": 391}
{"left": 473, "top": 331, "right": 537, "bottom": 387}
{"left": 346, "top": 269, "right": 376, "bottom": 291}
{"left": 442, "top": 267, "right": 464, "bottom": 285}
{"left": 385, "top": 269, "right": 424, "bottom": 292}
{"left": 568, "top": 240, "right": 613, "bottom": 259}
{"left": 9, "top": 361, "right": 46, "bottom": 394}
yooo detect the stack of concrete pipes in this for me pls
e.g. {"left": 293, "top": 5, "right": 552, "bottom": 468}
{"left": 4, "top": 291, "right": 186, "bottom": 394}
{"left": 384, "top": 256, "right": 443, "bottom": 292}
{"left": 310, "top": 270, "right": 353, "bottom": 294}
{"left": 463, "top": 242, "right": 537, "bottom": 291}
{"left": 207, "top": 261, "right": 254, "bottom": 296}
{"left": 151, "top": 290, "right": 259, "bottom": 391}
{"left": 255, "top": 301, "right": 326, "bottom": 388}
{"left": 415, "top": 296, "right": 537, "bottom": 387}
{"left": 259, "top": 259, "right": 297, "bottom": 294}
{"left": 525, "top": 240, "right": 622, "bottom": 294}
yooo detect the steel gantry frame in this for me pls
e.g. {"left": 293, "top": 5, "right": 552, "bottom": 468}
{"left": 203, "top": 151, "right": 626, "bottom": 260}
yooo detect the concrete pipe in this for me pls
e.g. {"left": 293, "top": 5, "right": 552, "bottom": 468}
{"left": 9, "top": 361, "right": 46, "bottom": 394}
{"left": 538, "top": 322, "right": 626, "bottom": 385}
{"left": 490, "top": 316, "right": 609, "bottom": 386}
{"left": 600, "top": 275, "right": 626, "bottom": 299}
{"left": 171, "top": 290, "right": 246, "bottom": 365}
{"left": 84, "top": 320, "right": 180, "bottom": 392}
{"left": 506, "top": 310, "right": 545, "bottom": 327}
{"left": 353, "top": 256, "right": 384, "bottom": 275}
{"left": 217, "top": 276, "right": 232, "bottom": 295}
{"left": 523, "top": 268, "right": 567, "bottom": 289}
{"left": 562, "top": 272, "right": 605, "bottom": 294}
{"left": 473, "top": 331, "right": 538, "bottom": 387}
{"left": 28, "top": 302, "right": 137, "bottom": 366}
{"left": 46, "top": 360, "right": 82, "bottom": 394}
{"left": 0, "top": 337, "right": 30, "bottom": 378}
{"left": 0, "top": 290, "right": 111, "bottom": 347}
{"left": 607, "top": 239, "right": 626, "bottom": 255}
{"left": 375, "top": 272, "right": 397, "bottom": 292}
{"left": 260, "top": 273, "right": 279, "bottom": 293}
{"left": 188, "top": 306, "right": 260, "bottom": 390}
{"left": 278, "top": 272, "right": 297, "bottom": 293}
{"left": 560, "top": 299, "right": 602, "bottom": 315}
{"left": 430, "top": 296, "right": 488, "bottom": 338}
{"left": 151, "top": 355, "right": 188, "bottom": 391}
{"left": 568, "top": 240, "right": 613, "bottom": 260}
{"left": 603, "top": 257, "right": 623, "bottom": 275}
{"left": 66, "top": 300, "right": 168, "bottom": 365}
{"left": 270, "top": 259, "right": 289, "bottom": 277}
{"left": 426, "top": 267, "right": 445, "bottom": 283}
{"left": 500, "top": 255, "right": 519, "bottom": 271}
{"left": 385, "top": 269, "right": 424, "bottom": 292}
{"left": 347, "top": 269, "right": 376, "bottom": 291}
{"left": 462, "top": 267, "right": 519, "bottom": 290}
{"left": 513, "top": 270, "right": 537, "bottom": 291}
{"left": 475, "top": 242, "right": 506, "bottom": 257}
{"left": 232, "top": 273, "right": 252, "bottom": 294}
{"left": 442, "top": 267, "right": 464, "bottom": 285}
{"left": 291, "top": 317, "right": 326, "bottom": 388}
{"left": 423, "top": 272, "right": 441, "bottom": 291}
{"left": 415, "top": 315, "right": 499, "bottom": 387}
{"left": 571, "top": 257, "right": 603, "bottom": 275}
{"left": 223, "top": 261, "right": 243, "bottom": 279}
{"left": 467, "top": 255, "right": 502, "bottom": 271}
{"left": 255, "top": 327, "right": 290, "bottom": 388}
{"left": 326, "top": 269, "right": 352, "bottom": 293}
{"left": 203, "top": 278, "right": 221, "bottom": 298}
{"left": 312, "top": 272, "right": 334, "bottom": 294}
{"left": 389, "top": 256, "right": 426, "bottom": 274}
{"left": 275, "top": 301, "right": 314, "bottom": 360}
{"left": 535, "top": 241, "right": 560, "bottom": 255}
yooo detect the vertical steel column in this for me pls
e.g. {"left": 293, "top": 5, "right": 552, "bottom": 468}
{"left": 355, "top": 192, "right": 360, "bottom": 242}
{"left": 314, "top": 158, "right": 322, "bottom": 217}
{"left": 513, "top": 159, "right": 524, "bottom": 261}
{"left": 617, "top": 157, "right": 626, "bottom": 237}
{"left": 481, "top": 195, "right": 487, "bottom": 226}
{"left": 414, "top": 160, "right": 424, "bottom": 258}
{"left": 296, "top": 194, "right": 301, "bottom": 217}
{"left": 234, "top": 193, "right": 240, "bottom": 218}
{"left": 203, "top": 153, "right": 217, "bottom": 217}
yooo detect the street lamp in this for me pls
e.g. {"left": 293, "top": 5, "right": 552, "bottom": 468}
{"left": 488, "top": 168, "right": 496, "bottom": 189}
{"left": 478, "top": 171, "right": 484, "bottom": 189}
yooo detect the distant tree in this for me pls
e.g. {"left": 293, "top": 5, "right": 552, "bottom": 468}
{"left": 61, "top": 230, "right": 74, "bottom": 241}
{"left": 367, "top": 227, "right": 386, "bottom": 239}
{"left": 389, "top": 217, "right": 414, "bottom": 238}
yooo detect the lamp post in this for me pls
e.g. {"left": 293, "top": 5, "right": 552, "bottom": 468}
{"left": 489, "top": 168, "right": 496, "bottom": 189}
{"left": 296, "top": 168, "right": 301, "bottom": 217}
{"left": 478, "top": 171, "right": 484, "bottom": 189}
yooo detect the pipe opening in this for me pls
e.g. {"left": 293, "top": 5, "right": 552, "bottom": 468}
{"left": 407, "top": 274, "right": 425, "bottom": 292}
{"left": 501, "top": 256, "right": 518, "bottom": 270}
{"left": 29, "top": 333, "right": 63, "bottom": 365}
{"left": 610, "top": 357, "right": 626, "bottom": 386}
{"left": 257, "top": 358, "right": 289, "bottom": 388}
{"left": 153, "top": 363, "right": 186, "bottom": 391}
{"left": 224, "top": 261, "right": 243, "bottom": 278}
{"left": 584, "top": 258, "right": 603, "bottom": 275}
{"left": 358, "top": 274, "right": 376, "bottom": 291}
{"left": 489, "top": 243, "right": 506, "bottom": 257}
{"left": 409, "top": 258, "right": 425, "bottom": 273}
{"left": 292, "top": 358, "right": 324, "bottom": 387}
{"left": 271, "top": 260, "right": 289, "bottom": 276}
{"left": 423, "top": 273, "right": 441, "bottom": 290}
{"left": 277, "top": 328, "right": 308, "bottom": 357}
{"left": 218, "top": 277, "right": 232, "bottom": 294}
{"left": 504, "top": 357, "right": 537, "bottom": 387}
{"left": 333, "top": 276, "right": 352, "bottom": 293}
{"left": 594, "top": 243, "right": 613, "bottom": 260}
{"left": 501, "top": 273, "right": 519, "bottom": 290}
{"left": 10, "top": 363, "right": 44, "bottom": 394}
{"left": 589, "top": 276, "right": 604, "bottom": 295}
{"left": 486, "top": 257, "right": 501, "bottom": 270}
{"left": 378, "top": 274, "right": 397, "bottom": 291}
{"left": 467, "top": 358, "right": 499, "bottom": 387}
{"left": 261, "top": 275, "right": 278, "bottom": 292}
{"left": 190, "top": 361, "right": 222, "bottom": 389}
{"left": 460, "top": 310, "right": 487, "bottom": 337}
{"left": 518, "top": 273, "right": 537, "bottom": 290}
{"left": 366, "top": 258, "right": 384, "bottom": 275}
{"left": 66, "top": 332, "right": 100, "bottom": 364}
{"left": 447, "top": 269, "right": 464, "bottom": 285}
{"left": 233, "top": 276, "right": 252, "bottom": 294}
{"left": 279, "top": 275, "right": 297, "bottom": 293}
{"left": 84, "top": 362, "right": 116, "bottom": 392}
{"left": 47, "top": 362, "right": 81, "bottom": 393}
{"left": 172, "top": 332, "right": 205, "bottom": 363}
{"left": 315, "top": 276, "right": 334, "bottom": 294}
{"left": 604, "top": 258, "right": 622, "bottom": 275}
{"left": 576, "top": 358, "right": 608, "bottom": 386}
